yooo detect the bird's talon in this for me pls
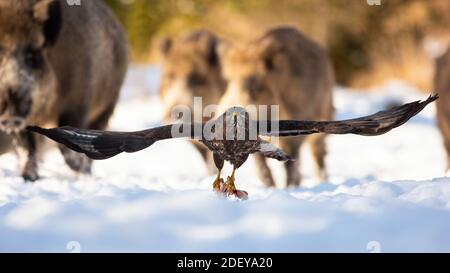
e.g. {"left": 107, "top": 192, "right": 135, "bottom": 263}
{"left": 213, "top": 177, "right": 225, "bottom": 193}
{"left": 211, "top": 167, "right": 250, "bottom": 200}
{"left": 224, "top": 176, "right": 237, "bottom": 194}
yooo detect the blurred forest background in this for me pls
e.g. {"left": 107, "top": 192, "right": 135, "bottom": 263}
{"left": 104, "top": 0, "right": 450, "bottom": 90}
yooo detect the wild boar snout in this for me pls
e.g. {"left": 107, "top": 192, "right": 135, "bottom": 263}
{"left": 0, "top": 56, "right": 35, "bottom": 133}
{"left": 0, "top": 116, "right": 26, "bottom": 134}
{"left": 243, "top": 75, "right": 265, "bottom": 98}
{"left": 0, "top": 88, "right": 31, "bottom": 134}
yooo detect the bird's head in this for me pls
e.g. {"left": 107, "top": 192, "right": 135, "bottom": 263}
{"left": 226, "top": 106, "right": 247, "bottom": 124}
{"left": 212, "top": 106, "right": 256, "bottom": 141}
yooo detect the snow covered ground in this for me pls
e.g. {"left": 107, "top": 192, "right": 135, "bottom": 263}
{"left": 0, "top": 65, "right": 449, "bottom": 252}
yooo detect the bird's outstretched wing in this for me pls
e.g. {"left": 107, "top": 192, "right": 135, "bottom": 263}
{"left": 261, "top": 94, "right": 438, "bottom": 137}
{"left": 27, "top": 124, "right": 192, "bottom": 160}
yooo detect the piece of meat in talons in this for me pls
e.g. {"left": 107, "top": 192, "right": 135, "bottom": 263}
{"left": 214, "top": 185, "right": 248, "bottom": 200}
{"left": 224, "top": 175, "right": 249, "bottom": 200}
{"left": 212, "top": 170, "right": 248, "bottom": 200}
{"left": 234, "top": 189, "right": 249, "bottom": 200}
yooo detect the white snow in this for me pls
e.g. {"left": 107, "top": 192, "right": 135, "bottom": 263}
{"left": 0, "top": 65, "right": 449, "bottom": 252}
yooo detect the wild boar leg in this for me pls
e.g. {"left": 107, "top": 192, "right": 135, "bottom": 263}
{"left": 21, "top": 131, "right": 39, "bottom": 182}
{"left": 0, "top": 132, "right": 12, "bottom": 155}
{"left": 438, "top": 110, "right": 450, "bottom": 173}
{"left": 58, "top": 110, "right": 92, "bottom": 174}
{"left": 281, "top": 139, "right": 302, "bottom": 187}
{"left": 59, "top": 145, "right": 92, "bottom": 174}
{"left": 254, "top": 153, "right": 276, "bottom": 187}
{"left": 445, "top": 138, "right": 450, "bottom": 172}
{"left": 308, "top": 134, "right": 328, "bottom": 181}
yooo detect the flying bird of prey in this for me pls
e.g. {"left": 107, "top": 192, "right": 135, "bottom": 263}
{"left": 28, "top": 95, "right": 438, "bottom": 199}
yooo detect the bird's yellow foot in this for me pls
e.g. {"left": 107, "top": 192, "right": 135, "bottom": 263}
{"left": 224, "top": 173, "right": 248, "bottom": 200}
{"left": 224, "top": 175, "right": 236, "bottom": 193}
{"left": 212, "top": 173, "right": 225, "bottom": 193}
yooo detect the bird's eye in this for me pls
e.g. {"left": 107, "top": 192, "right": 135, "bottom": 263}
{"left": 24, "top": 48, "right": 43, "bottom": 69}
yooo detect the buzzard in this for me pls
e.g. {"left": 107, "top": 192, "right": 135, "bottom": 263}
{"left": 28, "top": 95, "right": 438, "bottom": 199}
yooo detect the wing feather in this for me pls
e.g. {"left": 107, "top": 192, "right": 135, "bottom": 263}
{"left": 27, "top": 125, "right": 176, "bottom": 160}
{"left": 261, "top": 94, "right": 438, "bottom": 137}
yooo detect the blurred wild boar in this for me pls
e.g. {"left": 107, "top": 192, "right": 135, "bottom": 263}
{"left": 160, "top": 30, "right": 226, "bottom": 164}
{"left": 435, "top": 48, "right": 450, "bottom": 173}
{"left": 219, "top": 26, "right": 334, "bottom": 187}
{"left": 0, "top": 0, "right": 128, "bottom": 181}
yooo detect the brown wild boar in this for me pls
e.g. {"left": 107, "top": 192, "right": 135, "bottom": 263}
{"left": 160, "top": 30, "right": 226, "bottom": 165}
{"left": 435, "top": 48, "right": 450, "bottom": 173}
{"left": 218, "top": 26, "right": 334, "bottom": 187}
{"left": 0, "top": 0, "right": 128, "bottom": 181}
